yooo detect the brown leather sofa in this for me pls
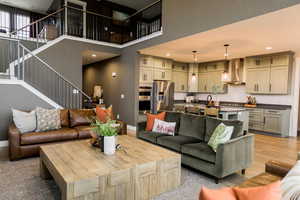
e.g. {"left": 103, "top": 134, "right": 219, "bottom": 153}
{"left": 238, "top": 160, "right": 293, "bottom": 187}
{"left": 9, "top": 109, "right": 127, "bottom": 161}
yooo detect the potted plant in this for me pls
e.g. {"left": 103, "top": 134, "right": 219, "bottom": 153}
{"left": 91, "top": 119, "right": 119, "bottom": 155}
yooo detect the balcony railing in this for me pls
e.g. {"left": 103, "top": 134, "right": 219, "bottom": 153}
{"left": 7, "top": 0, "right": 162, "bottom": 47}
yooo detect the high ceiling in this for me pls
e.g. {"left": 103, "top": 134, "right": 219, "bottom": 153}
{"left": 82, "top": 50, "right": 118, "bottom": 65}
{"left": 105, "top": 0, "right": 157, "bottom": 10}
{"left": 0, "top": 0, "right": 53, "bottom": 13}
{"left": 140, "top": 4, "right": 300, "bottom": 63}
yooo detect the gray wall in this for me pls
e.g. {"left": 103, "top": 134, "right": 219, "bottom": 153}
{"left": 37, "top": 39, "right": 121, "bottom": 88}
{"left": 0, "top": 84, "right": 54, "bottom": 140}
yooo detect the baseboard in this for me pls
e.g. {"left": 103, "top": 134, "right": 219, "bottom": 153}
{"left": 0, "top": 140, "right": 8, "bottom": 147}
{"left": 127, "top": 125, "right": 136, "bottom": 132}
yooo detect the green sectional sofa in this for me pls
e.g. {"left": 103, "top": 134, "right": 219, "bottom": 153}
{"left": 137, "top": 112, "right": 254, "bottom": 183}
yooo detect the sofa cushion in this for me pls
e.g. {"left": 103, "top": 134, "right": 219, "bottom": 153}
{"left": 138, "top": 131, "right": 170, "bottom": 143}
{"left": 165, "top": 112, "right": 182, "bottom": 135}
{"left": 205, "top": 117, "right": 243, "bottom": 142}
{"left": 157, "top": 135, "right": 201, "bottom": 152}
{"left": 178, "top": 114, "right": 206, "bottom": 141}
{"left": 69, "top": 109, "right": 95, "bottom": 127}
{"left": 21, "top": 128, "right": 78, "bottom": 145}
{"left": 60, "top": 109, "right": 69, "bottom": 127}
{"left": 182, "top": 142, "right": 216, "bottom": 164}
{"left": 75, "top": 126, "right": 93, "bottom": 139}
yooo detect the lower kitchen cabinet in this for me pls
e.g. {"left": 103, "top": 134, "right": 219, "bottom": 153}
{"left": 172, "top": 71, "right": 188, "bottom": 92}
{"left": 248, "top": 108, "right": 290, "bottom": 137}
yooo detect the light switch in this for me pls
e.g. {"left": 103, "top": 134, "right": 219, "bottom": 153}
{"left": 117, "top": 114, "right": 120, "bottom": 119}
{"left": 121, "top": 94, "right": 125, "bottom": 99}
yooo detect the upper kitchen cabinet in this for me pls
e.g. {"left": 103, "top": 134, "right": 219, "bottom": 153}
{"left": 140, "top": 55, "right": 154, "bottom": 68}
{"left": 172, "top": 62, "right": 189, "bottom": 72}
{"left": 245, "top": 52, "right": 293, "bottom": 94}
{"left": 140, "top": 67, "right": 154, "bottom": 85}
{"left": 198, "top": 73, "right": 209, "bottom": 93}
{"left": 199, "top": 61, "right": 226, "bottom": 72}
{"left": 154, "top": 69, "right": 172, "bottom": 81}
{"left": 154, "top": 57, "right": 172, "bottom": 69}
{"left": 172, "top": 71, "right": 188, "bottom": 92}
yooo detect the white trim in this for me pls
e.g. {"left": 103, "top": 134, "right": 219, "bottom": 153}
{"left": 0, "top": 79, "right": 62, "bottom": 109}
{"left": 291, "top": 57, "right": 300, "bottom": 137}
{"left": 127, "top": 125, "right": 136, "bottom": 132}
{"left": 0, "top": 140, "right": 8, "bottom": 147}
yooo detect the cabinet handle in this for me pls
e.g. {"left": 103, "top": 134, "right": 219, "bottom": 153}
{"left": 205, "top": 85, "right": 207, "bottom": 91}
{"left": 269, "top": 84, "right": 272, "bottom": 92}
{"left": 263, "top": 116, "right": 266, "bottom": 124}
{"left": 143, "top": 74, "right": 146, "bottom": 81}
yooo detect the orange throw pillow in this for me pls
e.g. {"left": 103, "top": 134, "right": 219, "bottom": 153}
{"left": 146, "top": 112, "right": 166, "bottom": 131}
{"left": 200, "top": 187, "right": 236, "bottom": 200}
{"left": 233, "top": 181, "right": 281, "bottom": 200}
{"left": 96, "top": 106, "right": 114, "bottom": 123}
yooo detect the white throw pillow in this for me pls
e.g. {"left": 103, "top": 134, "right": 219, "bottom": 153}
{"left": 152, "top": 119, "right": 176, "bottom": 136}
{"left": 12, "top": 109, "right": 36, "bottom": 133}
{"left": 281, "top": 160, "right": 300, "bottom": 200}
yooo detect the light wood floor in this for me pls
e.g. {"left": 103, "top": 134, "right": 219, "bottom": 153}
{"left": 129, "top": 131, "right": 300, "bottom": 179}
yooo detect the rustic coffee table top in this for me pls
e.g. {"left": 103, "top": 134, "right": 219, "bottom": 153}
{"left": 40, "top": 135, "right": 180, "bottom": 183}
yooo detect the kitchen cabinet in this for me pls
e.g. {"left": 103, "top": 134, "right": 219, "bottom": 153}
{"left": 269, "top": 67, "right": 289, "bottom": 94}
{"left": 188, "top": 72, "right": 198, "bottom": 92}
{"left": 140, "top": 55, "right": 154, "bottom": 68}
{"left": 139, "top": 67, "right": 153, "bottom": 85}
{"left": 198, "top": 71, "right": 225, "bottom": 93}
{"left": 198, "top": 73, "right": 209, "bottom": 92}
{"left": 154, "top": 58, "right": 172, "bottom": 69}
{"left": 172, "top": 71, "right": 188, "bottom": 92}
{"left": 199, "top": 61, "right": 226, "bottom": 72}
{"left": 248, "top": 108, "right": 290, "bottom": 137}
{"left": 154, "top": 69, "right": 172, "bottom": 80}
{"left": 245, "top": 52, "right": 293, "bottom": 94}
{"left": 246, "top": 68, "right": 270, "bottom": 94}
{"left": 172, "top": 62, "right": 188, "bottom": 72}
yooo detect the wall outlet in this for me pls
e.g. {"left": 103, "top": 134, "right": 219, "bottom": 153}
{"left": 117, "top": 114, "right": 120, "bottom": 119}
{"left": 121, "top": 94, "right": 125, "bottom": 99}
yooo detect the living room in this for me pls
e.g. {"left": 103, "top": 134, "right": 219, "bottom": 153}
{"left": 1, "top": 0, "right": 300, "bottom": 200}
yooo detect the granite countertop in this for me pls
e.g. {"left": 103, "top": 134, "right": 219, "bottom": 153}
{"left": 174, "top": 101, "right": 291, "bottom": 110}
{"left": 174, "top": 103, "right": 247, "bottom": 112}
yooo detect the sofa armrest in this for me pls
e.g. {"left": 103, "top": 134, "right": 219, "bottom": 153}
{"left": 137, "top": 121, "right": 147, "bottom": 137}
{"left": 265, "top": 160, "right": 294, "bottom": 177}
{"left": 8, "top": 123, "right": 21, "bottom": 161}
{"left": 215, "top": 134, "right": 254, "bottom": 178}
{"left": 116, "top": 120, "right": 127, "bottom": 135}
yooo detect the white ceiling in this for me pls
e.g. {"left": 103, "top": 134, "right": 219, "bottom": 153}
{"left": 140, "top": 4, "right": 300, "bottom": 63}
{"left": 82, "top": 50, "right": 118, "bottom": 65}
{"left": 105, "top": 0, "right": 157, "bottom": 10}
{"left": 0, "top": 0, "right": 53, "bottom": 13}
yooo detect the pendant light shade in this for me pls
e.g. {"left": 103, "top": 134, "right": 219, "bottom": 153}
{"left": 222, "top": 44, "right": 230, "bottom": 83}
{"left": 192, "top": 51, "right": 197, "bottom": 81}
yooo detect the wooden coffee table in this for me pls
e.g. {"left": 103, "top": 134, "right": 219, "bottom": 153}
{"left": 40, "top": 135, "right": 181, "bottom": 200}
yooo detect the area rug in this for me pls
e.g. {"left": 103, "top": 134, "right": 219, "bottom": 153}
{"left": 0, "top": 158, "right": 246, "bottom": 200}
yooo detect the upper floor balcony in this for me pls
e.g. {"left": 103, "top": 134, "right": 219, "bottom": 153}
{"left": 0, "top": 0, "right": 162, "bottom": 47}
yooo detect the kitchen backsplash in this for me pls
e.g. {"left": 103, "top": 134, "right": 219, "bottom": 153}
{"left": 175, "top": 84, "right": 294, "bottom": 105}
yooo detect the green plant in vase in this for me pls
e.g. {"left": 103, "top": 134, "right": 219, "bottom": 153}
{"left": 91, "top": 118, "right": 119, "bottom": 155}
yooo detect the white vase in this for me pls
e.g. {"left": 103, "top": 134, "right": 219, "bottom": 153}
{"left": 104, "top": 136, "right": 116, "bottom": 155}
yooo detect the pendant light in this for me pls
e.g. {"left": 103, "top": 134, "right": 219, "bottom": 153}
{"left": 192, "top": 51, "right": 197, "bottom": 81}
{"left": 222, "top": 44, "right": 230, "bottom": 83}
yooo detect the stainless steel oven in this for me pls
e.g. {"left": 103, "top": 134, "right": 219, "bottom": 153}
{"left": 139, "top": 86, "right": 151, "bottom": 112}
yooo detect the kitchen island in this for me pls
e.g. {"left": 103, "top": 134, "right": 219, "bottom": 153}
{"left": 174, "top": 103, "right": 249, "bottom": 133}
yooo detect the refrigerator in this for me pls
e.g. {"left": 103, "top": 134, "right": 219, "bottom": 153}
{"left": 151, "top": 80, "right": 174, "bottom": 114}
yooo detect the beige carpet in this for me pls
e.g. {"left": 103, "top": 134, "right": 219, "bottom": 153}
{"left": 0, "top": 158, "right": 245, "bottom": 200}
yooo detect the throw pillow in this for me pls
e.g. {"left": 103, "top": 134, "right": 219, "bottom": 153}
{"left": 234, "top": 181, "right": 281, "bottom": 200}
{"left": 146, "top": 112, "right": 166, "bottom": 131}
{"left": 152, "top": 119, "right": 176, "bottom": 135}
{"left": 200, "top": 187, "right": 236, "bottom": 200}
{"left": 96, "top": 105, "right": 114, "bottom": 123}
{"left": 36, "top": 107, "right": 61, "bottom": 132}
{"left": 12, "top": 109, "right": 36, "bottom": 133}
{"left": 208, "top": 123, "right": 234, "bottom": 152}
{"left": 281, "top": 160, "right": 300, "bottom": 200}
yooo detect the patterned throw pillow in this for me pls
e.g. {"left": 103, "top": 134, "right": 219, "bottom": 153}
{"left": 208, "top": 123, "right": 234, "bottom": 152}
{"left": 36, "top": 107, "right": 61, "bottom": 132}
{"left": 281, "top": 161, "right": 300, "bottom": 200}
{"left": 152, "top": 119, "right": 176, "bottom": 135}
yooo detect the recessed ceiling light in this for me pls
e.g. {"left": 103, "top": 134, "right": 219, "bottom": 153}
{"left": 265, "top": 47, "right": 272, "bottom": 50}
{"left": 166, "top": 53, "right": 171, "bottom": 57}
{"left": 92, "top": 54, "right": 96, "bottom": 57}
